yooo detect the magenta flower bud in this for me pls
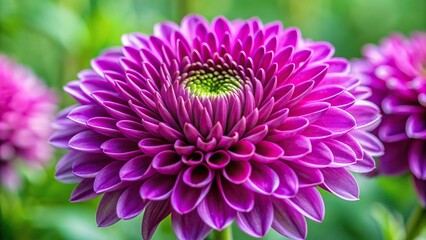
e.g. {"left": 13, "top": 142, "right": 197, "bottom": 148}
{"left": 51, "top": 15, "right": 383, "bottom": 239}
{"left": 354, "top": 33, "right": 426, "bottom": 207}
{"left": 0, "top": 54, "right": 57, "bottom": 190}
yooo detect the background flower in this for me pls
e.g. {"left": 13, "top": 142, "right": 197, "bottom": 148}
{"left": 50, "top": 15, "right": 383, "bottom": 240}
{"left": 0, "top": 54, "right": 57, "bottom": 190}
{"left": 353, "top": 33, "right": 426, "bottom": 207}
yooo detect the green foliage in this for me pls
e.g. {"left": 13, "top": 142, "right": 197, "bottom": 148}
{"left": 0, "top": 0, "right": 425, "bottom": 239}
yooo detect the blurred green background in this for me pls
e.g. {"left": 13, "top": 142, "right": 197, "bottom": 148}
{"left": 0, "top": 0, "right": 425, "bottom": 239}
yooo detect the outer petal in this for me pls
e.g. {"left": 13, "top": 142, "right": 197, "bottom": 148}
{"left": 197, "top": 182, "right": 236, "bottom": 230}
{"left": 244, "top": 162, "right": 280, "bottom": 195}
{"left": 171, "top": 172, "right": 211, "bottom": 214}
{"left": 142, "top": 200, "right": 171, "bottom": 240}
{"left": 96, "top": 190, "right": 123, "bottom": 227}
{"left": 218, "top": 176, "right": 254, "bottom": 212}
{"left": 236, "top": 195, "right": 273, "bottom": 238}
{"left": 286, "top": 187, "right": 324, "bottom": 222}
{"left": 321, "top": 168, "right": 359, "bottom": 201}
{"left": 171, "top": 210, "right": 212, "bottom": 240}
{"left": 70, "top": 178, "right": 99, "bottom": 202}
{"left": 271, "top": 198, "right": 307, "bottom": 240}
{"left": 117, "top": 184, "right": 147, "bottom": 220}
{"left": 140, "top": 174, "right": 176, "bottom": 200}
{"left": 408, "top": 140, "right": 426, "bottom": 180}
{"left": 413, "top": 177, "right": 426, "bottom": 207}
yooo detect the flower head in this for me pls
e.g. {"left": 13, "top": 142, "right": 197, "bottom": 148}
{"left": 0, "top": 54, "right": 56, "bottom": 190}
{"left": 51, "top": 15, "right": 383, "bottom": 239}
{"left": 354, "top": 33, "right": 426, "bottom": 207}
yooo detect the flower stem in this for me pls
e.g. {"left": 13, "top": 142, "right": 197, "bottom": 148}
{"left": 213, "top": 226, "right": 233, "bottom": 240}
{"left": 406, "top": 205, "right": 426, "bottom": 240}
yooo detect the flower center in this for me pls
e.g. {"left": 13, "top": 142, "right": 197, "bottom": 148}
{"left": 181, "top": 61, "right": 245, "bottom": 98}
{"left": 183, "top": 70, "right": 242, "bottom": 97}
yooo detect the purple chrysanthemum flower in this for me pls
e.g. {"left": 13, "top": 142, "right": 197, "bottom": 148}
{"left": 0, "top": 54, "right": 57, "bottom": 190}
{"left": 51, "top": 15, "right": 383, "bottom": 239}
{"left": 354, "top": 33, "right": 426, "bottom": 207}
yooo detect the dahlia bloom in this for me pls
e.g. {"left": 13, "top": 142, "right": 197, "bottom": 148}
{"left": 51, "top": 15, "right": 383, "bottom": 239}
{"left": 354, "top": 33, "right": 426, "bottom": 207}
{"left": 0, "top": 54, "right": 56, "bottom": 190}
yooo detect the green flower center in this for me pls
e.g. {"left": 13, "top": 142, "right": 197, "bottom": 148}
{"left": 183, "top": 69, "right": 243, "bottom": 97}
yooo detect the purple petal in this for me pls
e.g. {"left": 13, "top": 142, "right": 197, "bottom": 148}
{"left": 184, "top": 123, "right": 203, "bottom": 144}
{"left": 171, "top": 210, "right": 212, "bottom": 240}
{"left": 94, "top": 161, "right": 125, "bottom": 193}
{"left": 409, "top": 140, "right": 426, "bottom": 180}
{"left": 243, "top": 125, "right": 268, "bottom": 144}
{"left": 174, "top": 139, "right": 196, "bottom": 156}
{"left": 288, "top": 163, "right": 324, "bottom": 188}
{"left": 102, "top": 101, "right": 139, "bottom": 121}
{"left": 290, "top": 102, "right": 330, "bottom": 122}
{"left": 347, "top": 101, "right": 381, "bottom": 130}
{"left": 117, "top": 184, "right": 147, "bottom": 220}
{"left": 324, "top": 138, "right": 357, "bottom": 166}
{"left": 67, "top": 105, "right": 107, "bottom": 126}
{"left": 70, "top": 178, "right": 99, "bottom": 202}
{"left": 321, "top": 168, "right": 359, "bottom": 201}
{"left": 64, "top": 81, "right": 92, "bottom": 104}
{"left": 278, "top": 135, "right": 312, "bottom": 160}
{"left": 253, "top": 141, "right": 284, "bottom": 162}
{"left": 72, "top": 153, "right": 112, "bottom": 178}
{"left": 50, "top": 125, "right": 83, "bottom": 149}
{"left": 227, "top": 140, "right": 255, "bottom": 161}
{"left": 378, "top": 116, "right": 409, "bottom": 142}
{"left": 69, "top": 130, "right": 108, "bottom": 153}
{"left": 222, "top": 160, "right": 252, "bottom": 184}
{"left": 182, "top": 151, "right": 204, "bottom": 166}
{"left": 346, "top": 152, "right": 376, "bottom": 173}
{"left": 218, "top": 176, "right": 254, "bottom": 212}
{"left": 245, "top": 162, "right": 279, "bottom": 194}
{"left": 140, "top": 175, "right": 176, "bottom": 200}
{"left": 117, "top": 120, "right": 151, "bottom": 141}
{"left": 336, "top": 133, "right": 363, "bottom": 160}
{"left": 305, "top": 85, "right": 345, "bottom": 102}
{"left": 183, "top": 164, "right": 214, "bottom": 188}
{"left": 55, "top": 151, "right": 82, "bottom": 183}
{"left": 351, "top": 131, "right": 384, "bottom": 156}
{"left": 377, "top": 141, "right": 410, "bottom": 175}
{"left": 119, "top": 155, "right": 154, "bottom": 181}
{"left": 312, "top": 107, "right": 356, "bottom": 136}
{"left": 297, "top": 142, "right": 333, "bottom": 167}
{"left": 206, "top": 150, "right": 231, "bottom": 169}
{"left": 197, "top": 182, "right": 236, "bottom": 230}
{"left": 87, "top": 117, "right": 122, "bottom": 137}
{"left": 286, "top": 187, "right": 324, "bottom": 222}
{"left": 308, "top": 42, "right": 334, "bottom": 61}
{"left": 413, "top": 177, "right": 426, "bottom": 207}
{"left": 270, "top": 161, "right": 299, "bottom": 198}
{"left": 152, "top": 150, "right": 183, "bottom": 175}
{"left": 142, "top": 200, "right": 171, "bottom": 240}
{"left": 407, "top": 114, "right": 426, "bottom": 139}
{"left": 96, "top": 190, "right": 122, "bottom": 227}
{"left": 138, "top": 138, "right": 173, "bottom": 157}
{"left": 171, "top": 172, "right": 211, "bottom": 214}
{"left": 236, "top": 195, "right": 273, "bottom": 238}
{"left": 196, "top": 138, "right": 217, "bottom": 152}
{"left": 101, "top": 138, "right": 141, "bottom": 161}
{"left": 328, "top": 90, "right": 355, "bottom": 108}
{"left": 267, "top": 117, "right": 309, "bottom": 141}
{"left": 302, "top": 125, "right": 333, "bottom": 140}
{"left": 271, "top": 198, "right": 307, "bottom": 240}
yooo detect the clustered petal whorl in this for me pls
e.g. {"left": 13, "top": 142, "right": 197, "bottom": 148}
{"left": 51, "top": 15, "right": 383, "bottom": 239}
{"left": 354, "top": 33, "right": 426, "bottom": 207}
{"left": 0, "top": 54, "right": 56, "bottom": 190}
